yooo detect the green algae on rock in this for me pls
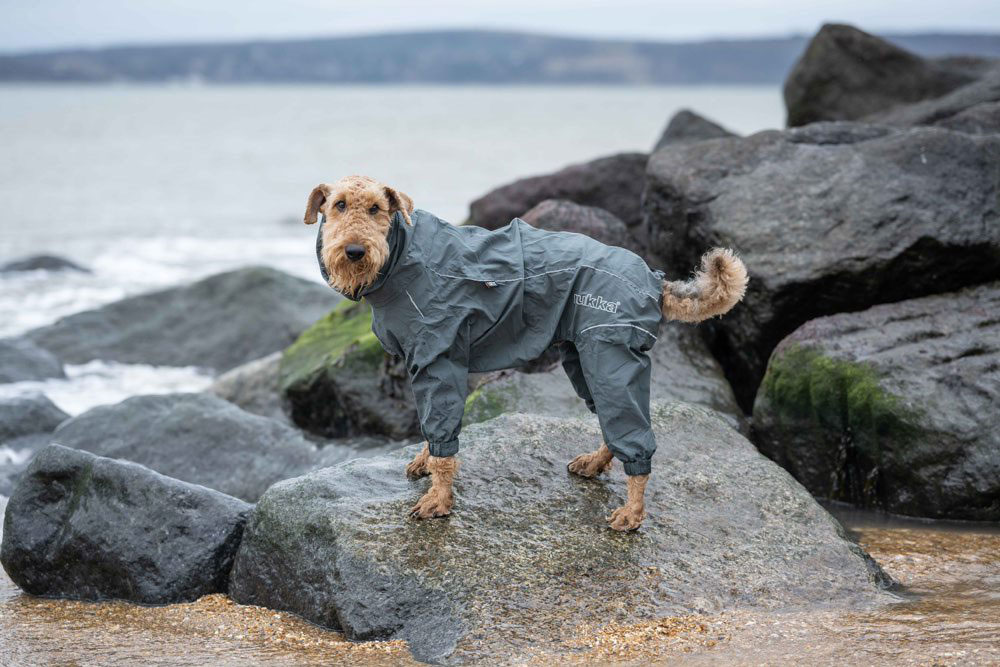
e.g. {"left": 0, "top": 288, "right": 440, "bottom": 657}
{"left": 754, "top": 283, "right": 1000, "bottom": 520}
{"left": 279, "top": 301, "right": 419, "bottom": 440}
{"left": 229, "top": 402, "right": 892, "bottom": 663}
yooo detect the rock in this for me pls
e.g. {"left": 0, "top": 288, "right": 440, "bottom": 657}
{"left": 0, "top": 254, "right": 90, "bottom": 273}
{"left": 642, "top": 122, "right": 1000, "bottom": 409}
{"left": 1, "top": 444, "right": 250, "bottom": 603}
{"left": 279, "top": 301, "right": 420, "bottom": 441}
{"left": 467, "top": 152, "right": 648, "bottom": 233}
{"left": 229, "top": 403, "right": 892, "bottom": 662}
{"left": 865, "top": 66, "right": 1000, "bottom": 133}
{"left": 0, "top": 337, "right": 65, "bottom": 383}
{"left": 25, "top": 266, "right": 339, "bottom": 373}
{"left": 653, "top": 109, "right": 736, "bottom": 151}
{"left": 784, "top": 24, "right": 985, "bottom": 127}
{"left": 51, "top": 393, "right": 323, "bottom": 502}
{"left": 753, "top": 283, "right": 1000, "bottom": 521}
{"left": 520, "top": 199, "right": 640, "bottom": 253}
{"left": 0, "top": 393, "right": 68, "bottom": 442}
{"left": 466, "top": 323, "right": 745, "bottom": 432}
{"left": 208, "top": 352, "right": 287, "bottom": 423}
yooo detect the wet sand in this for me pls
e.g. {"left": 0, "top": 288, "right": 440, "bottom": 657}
{"left": 1, "top": 508, "right": 998, "bottom": 665}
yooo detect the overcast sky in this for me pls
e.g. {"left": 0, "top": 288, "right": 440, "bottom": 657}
{"left": 2, "top": 0, "right": 998, "bottom": 52}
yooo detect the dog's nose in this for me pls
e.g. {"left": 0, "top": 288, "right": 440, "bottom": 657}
{"left": 345, "top": 244, "right": 366, "bottom": 262}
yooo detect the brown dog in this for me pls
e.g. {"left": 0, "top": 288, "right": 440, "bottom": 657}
{"left": 305, "top": 175, "right": 747, "bottom": 531}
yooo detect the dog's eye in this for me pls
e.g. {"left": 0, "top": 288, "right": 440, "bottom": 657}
{"left": 369, "top": 204, "right": 379, "bottom": 215}
{"left": 335, "top": 200, "right": 346, "bottom": 212}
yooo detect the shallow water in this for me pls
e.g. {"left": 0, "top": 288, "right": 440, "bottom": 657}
{"left": 2, "top": 503, "right": 997, "bottom": 665}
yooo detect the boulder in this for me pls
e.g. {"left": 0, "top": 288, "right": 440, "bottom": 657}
{"left": 865, "top": 66, "right": 1000, "bottom": 133}
{"left": 229, "top": 403, "right": 892, "bottom": 662}
{"left": 642, "top": 122, "right": 1000, "bottom": 409}
{"left": 0, "top": 337, "right": 65, "bottom": 383}
{"left": 520, "top": 199, "right": 640, "bottom": 253}
{"left": 1, "top": 444, "right": 250, "bottom": 603}
{"left": 653, "top": 109, "right": 736, "bottom": 151}
{"left": 753, "top": 283, "right": 1000, "bottom": 521}
{"left": 208, "top": 352, "right": 287, "bottom": 423}
{"left": 25, "top": 266, "right": 339, "bottom": 373}
{"left": 0, "top": 254, "right": 90, "bottom": 273}
{"left": 0, "top": 393, "right": 69, "bottom": 496}
{"left": 466, "top": 323, "right": 744, "bottom": 432}
{"left": 784, "top": 24, "right": 985, "bottom": 126}
{"left": 467, "top": 152, "right": 648, "bottom": 233}
{"left": 51, "top": 393, "right": 324, "bottom": 502}
{"left": 279, "top": 301, "right": 420, "bottom": 441}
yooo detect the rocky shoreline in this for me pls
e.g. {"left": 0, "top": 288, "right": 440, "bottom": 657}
{"left": 2, "top": 23, "right": 998, "bottom": 663}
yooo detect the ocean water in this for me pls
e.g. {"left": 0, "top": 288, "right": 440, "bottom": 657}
{"left": 0, "top": 84, "right": 782, "bottom": 417}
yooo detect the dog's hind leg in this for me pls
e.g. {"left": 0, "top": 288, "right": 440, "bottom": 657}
{"left": 410, "top": 455, "right": 457, "bottom": 519}
{"left": 405, "top": 442, "right": 431, "bottom": 479}
{"left": 608, "top": 474, "right": 648, "bottom": 531}
{"left": 568, "top": 443, "right": 614, "bottom": 477}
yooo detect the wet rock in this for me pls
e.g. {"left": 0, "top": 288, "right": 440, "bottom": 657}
{"left": 1, "top": 444, "right": 250, "bottom": 603}
{"left": 0, "top": 254, "right": 90, "bottom": 273}
{"left": 208, "top": 352, "right": 287, "bottom": 423}
{"left": 279, "top": 301, "right": 420, "bottom": 441}
{"left": 865, "top": 66, "right": 1000, "bottom": 133}
{"left": 0, "top": 393, "right": 69, "bottom": 496}
{"left": 0, "top": 337, "right": 65, "bottom": 383}
{"left": 25, "top": 266, "right": 339, "bottom": 373}
{"left": 653, "top": 109, "right": 736, "bottom": 151}
{"left": 467, "top": 152, "right": 648, "bottom": 233}
{"left": 229, "top": 403, "right": 892, "bottom": 662}
{"left": 51, "top": 393, "right": 322, "bottom": 502}
{"left": 753, "top": 283, "right": 1000, "bottom": 521}
{"left": 466, "top": 323, "right": 745, "bottom": 432}
{"left": 784, "top": 24, "right": 984, "bottom": 126}
{"left": 520, "top": 199, "right": 640, "bottom": 253}
{"left": 643, "top": 122, "right": 1000, "bottom": 409}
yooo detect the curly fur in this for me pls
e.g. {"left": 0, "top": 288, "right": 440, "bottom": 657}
{"left": 661, "top": 248, "right": 749, "bottom": 322}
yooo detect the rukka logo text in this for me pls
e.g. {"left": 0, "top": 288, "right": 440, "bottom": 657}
{"left": 573, "top": 292, "right": 620, "bottom": 313}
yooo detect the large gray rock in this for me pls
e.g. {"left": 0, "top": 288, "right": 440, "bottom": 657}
{"left": 467, "top": 152, "right": 648, "bottom": 233}
{"left": 653, "top": 109, "right": 736, "bottom": 151}
{"left": 642, "top": 122, "right": 1000, "bottom": 409}
{"left": 784, "top": 24, "right": 985, "bottom": 127}
{"left": 0, "top": 337, "right": 65, "bottom": 383}
{"left": 0, "top": 393, "right": 70, "bottom": 496}
{"left": 753, "top": 283, "right": 1000, "bottom": 521}
{"left": 0, "top": 254, "right": 89, "bottom": 273}
{"left": 51, "top": 393, "right": 328, "bottom": 502}
{"left": 229, "top": 403, "right": 892, "bottom": 662}
{"left": 25, "top": 266, "right": 339, "bottom": 373}
{"left": 520, "top": 199, "right": 640, "bottom": 253}
{"left": 865, "top": 66, "right": 1000, "bottom": 134}
{"left": 208, "top": 352, "right": 286, "bottom": 423}
{"left": 466, "top": 323, "right": 745, "bottom": 432}
{"left": 1, "top": 444, "right": 250, "bottom": 603}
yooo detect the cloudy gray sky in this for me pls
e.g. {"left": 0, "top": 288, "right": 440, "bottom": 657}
{"left": 1, "top": 0, "right": 997, "bottom": 52}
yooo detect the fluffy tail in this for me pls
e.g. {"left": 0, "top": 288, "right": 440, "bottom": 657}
{"left": 661, "top": 248, "right": 748, "bottom": 323}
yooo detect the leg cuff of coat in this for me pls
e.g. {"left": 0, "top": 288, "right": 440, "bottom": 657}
{"left": 623, "top": 459, "right": 652, "bottom": 476}
{"left": 428, "top": 438, "right": 459, "bottom": 458}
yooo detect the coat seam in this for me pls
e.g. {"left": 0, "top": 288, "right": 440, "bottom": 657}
{"left": 405, "top": 290, "right": 425, "bottom": 318}
{"left": 578, "top": 323, "right": 659, "bottom": 340}
{"left": 424, "top": 264, "right": 659, "bottom": 302}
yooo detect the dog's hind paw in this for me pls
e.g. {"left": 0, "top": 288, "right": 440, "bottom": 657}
{"left": 608, "top": 503, "right": 645, "bottom": 532}
{"left": 410, "top": 489, "right": 453, "bottom": 519}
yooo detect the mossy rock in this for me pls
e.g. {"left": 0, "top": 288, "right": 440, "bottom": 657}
{"left": 279, "top": 301, "right": 419, "bottom": 440}
{"left": 753, "top": 283, "right": 1000, "bottom": 520}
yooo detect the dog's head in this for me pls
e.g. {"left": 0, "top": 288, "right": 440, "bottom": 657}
{"left": 304, "top": 175, "right": 414, "bottom": 295}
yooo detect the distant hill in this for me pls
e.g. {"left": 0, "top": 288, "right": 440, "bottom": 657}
{"left": 1, "top": 30, "right": 998, "bottom": 84}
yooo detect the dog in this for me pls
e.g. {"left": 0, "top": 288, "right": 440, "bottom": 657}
{"left": 305, "top": 175, "right": 747, "bottom": 531}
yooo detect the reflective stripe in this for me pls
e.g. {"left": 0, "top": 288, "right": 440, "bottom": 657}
{"left": 425, "top": 264, "right": 659, "bottom": 303}
{"left": 578, "top": 323, "right": 658, "bottom": 340}
{"left": 406, "top": 290, "right": 425, "bottom": 318}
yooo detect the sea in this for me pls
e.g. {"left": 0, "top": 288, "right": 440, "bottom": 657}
{"left": 0, "top": 83, "right": 782, "bottom": 422}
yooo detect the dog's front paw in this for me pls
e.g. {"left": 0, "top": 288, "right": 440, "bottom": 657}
{"left": 410, "top": 489, "right": 453, "bottom": 519}
{"left": 405, "top": 444, "right": 431, "bottom": 479}
{"left": 567, "top": 451, "right": 613, "bottom": 478}
{"left": 608, "top": 503, "right": 645, "bottom": 532}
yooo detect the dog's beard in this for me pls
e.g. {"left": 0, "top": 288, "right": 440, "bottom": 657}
{"left": 322, "top": 238, "right": 388, "bottom": 295}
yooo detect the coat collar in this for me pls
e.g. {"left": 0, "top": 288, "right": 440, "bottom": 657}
{"left": 319, "top": 211, "right": 410, "bottom": 303}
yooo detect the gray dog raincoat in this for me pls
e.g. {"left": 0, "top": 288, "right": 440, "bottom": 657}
{"left": 318, "top": 210, "right": 664, "bottom": 475}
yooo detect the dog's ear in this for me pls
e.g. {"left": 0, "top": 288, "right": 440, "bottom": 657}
{"left": 384, "top": 186, "right": 414, "bottom": 225}
{"left": 304, "top": 184, "right": 331, "bottom": 225}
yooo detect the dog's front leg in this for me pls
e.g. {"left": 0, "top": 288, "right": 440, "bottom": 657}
{"left": 410, "top": 455, "right": 457, "bottom": 519}
{"left": 405, "top": 443, "right": 431, "bottom": 478}
{"left": 608, "top": 474, "right": 648, "bottom": 531}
